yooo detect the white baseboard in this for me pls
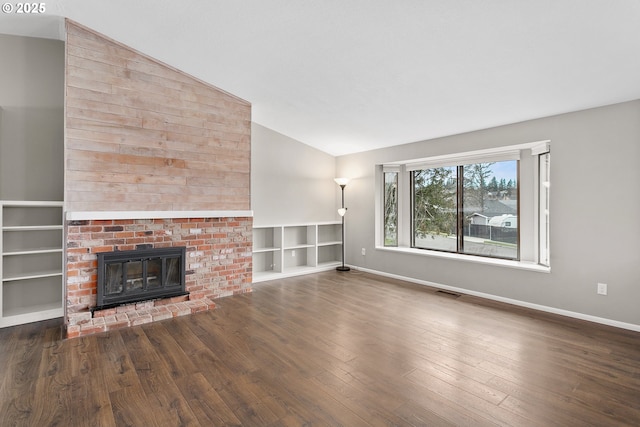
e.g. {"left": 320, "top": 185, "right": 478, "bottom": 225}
{"left": 353, "top": 266, "right": 640, "bottom": 332}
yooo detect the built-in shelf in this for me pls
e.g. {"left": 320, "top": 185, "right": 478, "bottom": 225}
{"left": 1, "top": 201, "right": 64, "bottom": 328}
{"left": 3, "top": 302, "right": 63, "bottom": 319}
{"left": 3, "top": 248, "right": 63, "bottom": 256}
{"left": 3, "top": 225, "right": 63, "bottom": 231}
{"left": 252, "top": 222, "right": 343, "bottom": 282}
{"left": 253, "top": 247, "right": 280, "bottom": 253}
{"left": 2, "top": 270, "right": 64, "bottom": 282}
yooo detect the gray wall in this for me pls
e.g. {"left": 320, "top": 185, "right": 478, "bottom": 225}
{"left": 336, "top": 100, "right": 640, "bottom": 327}
{"left": 0, "top": 34, "right": 64, "bottom": 200}
{"left": 251, "top": 122, "right": 338, "bottom": 226}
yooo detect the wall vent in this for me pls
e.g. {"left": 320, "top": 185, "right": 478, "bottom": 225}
{"left": 435, "top": 289, "right": 462, "bottom": 298}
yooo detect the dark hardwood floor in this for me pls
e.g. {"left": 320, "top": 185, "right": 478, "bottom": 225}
{"left": 1, "top": 270, "right": 639, "bottom": 426}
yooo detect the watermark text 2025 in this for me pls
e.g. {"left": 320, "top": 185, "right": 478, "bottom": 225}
{"left": 2, "top": 3, "right": 46, "bottom": 13}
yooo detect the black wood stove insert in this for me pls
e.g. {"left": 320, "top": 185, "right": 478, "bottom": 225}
{"left": 95, "top": 247, "right": 187, "bottom": 313}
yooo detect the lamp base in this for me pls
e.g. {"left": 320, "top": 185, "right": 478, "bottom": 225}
{"left": 336, "top": 266, "right": 351, "bottom": 272}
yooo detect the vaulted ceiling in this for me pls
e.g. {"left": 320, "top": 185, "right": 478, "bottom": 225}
{"left": 2, "top": 1, "right": 639, "bottom": 155}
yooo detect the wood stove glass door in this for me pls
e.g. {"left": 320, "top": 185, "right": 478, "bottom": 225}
{"left": 147, "top": 258, "right": 162, "bottom": 289}
{"left": 165, "top": 256, "right": 181, "bottom": 287}
{"left": 125, "top": 260, "right": 143, "bottom": 292}
{"left": 105, "top": 263, "right": 124, "bottom": 296}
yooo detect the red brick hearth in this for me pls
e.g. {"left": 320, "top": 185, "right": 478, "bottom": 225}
{"left": 65, "top": 216, "right": 252, "bottom": 338}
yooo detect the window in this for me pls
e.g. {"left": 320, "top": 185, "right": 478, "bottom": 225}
{"left": 377, "top": 141, "right": 550, "bottom": 269}
{"left": 411, "top": 166, "right": 458, "bottom": 252}
{"left": 538, "top": 152, "right": 550, "bottom": 266}
{"left": 383, "top": 170, "right": 398, "bottom": 246}
{"left": 411, "top": 160, "right": 519, "bottom": 260}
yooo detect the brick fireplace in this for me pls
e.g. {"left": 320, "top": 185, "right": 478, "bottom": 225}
{"left": 63, "top": 21, "right": 253, "bottom": 337}
{"left": 65, "top": 214, "right": 252, "bottom": 338}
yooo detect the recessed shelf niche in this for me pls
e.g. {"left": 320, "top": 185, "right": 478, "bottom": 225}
{"left": 1, "top": 201, "right": 64, "bottom": 327}
{"left": 252, "top": 222, "right": 343, "bottom": 282}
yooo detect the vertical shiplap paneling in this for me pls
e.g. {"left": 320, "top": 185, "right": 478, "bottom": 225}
{"left": 65, "top": 20, "right": 251, "bottom": 212}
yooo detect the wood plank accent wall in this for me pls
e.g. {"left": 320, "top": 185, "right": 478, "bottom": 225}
{"left": 63, "top": 20, "right": 253, "bottom": 338}
{"left": 64, "top": 20, "right": 251, "bottom": 212}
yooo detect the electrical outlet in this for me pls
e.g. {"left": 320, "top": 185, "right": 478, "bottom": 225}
{"left": 361, "top": 248, "right": 366, "bottom": 256}
{"left": 291, "top": 250, "right": 296, "bottom": 257}
{"left": 597, "top": 282, "right": 607, "bottom": 295}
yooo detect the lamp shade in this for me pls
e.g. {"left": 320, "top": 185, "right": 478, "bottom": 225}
{"left": 334, "top": 177, "right": 350, "bottom": 187}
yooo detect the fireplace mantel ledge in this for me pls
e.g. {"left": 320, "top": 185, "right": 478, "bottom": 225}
{"left": 66, "top": 210, "right": 254, "bottom": 221}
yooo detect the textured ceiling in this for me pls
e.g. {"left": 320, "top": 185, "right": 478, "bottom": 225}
{"left": 2, "top": 1, "right": 639, "bottom": 156}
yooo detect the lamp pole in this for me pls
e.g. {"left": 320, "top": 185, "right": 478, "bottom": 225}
{"left": 335, "top": 178, "right": 350, "bottom": 272}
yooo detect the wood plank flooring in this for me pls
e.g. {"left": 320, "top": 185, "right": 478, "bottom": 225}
{"left": 1, "top": 270, "right": 639, "bottom": 426}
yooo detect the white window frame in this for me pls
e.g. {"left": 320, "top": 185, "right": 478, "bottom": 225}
{"left": 376, "top": 140, "right": 550, "bottom": 272}
{"left": 534, "top": 144, "right": 551, "bottom": 267}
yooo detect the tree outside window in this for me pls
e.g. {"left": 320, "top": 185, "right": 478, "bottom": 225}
{"left": 383, "top": 171, "right": 398, "bottom": 246}
{"left": 412, "top": 166, "right": 457, "bottom": 252}
{"left": 412, "top": 160, "right": 519, "bottom": 260}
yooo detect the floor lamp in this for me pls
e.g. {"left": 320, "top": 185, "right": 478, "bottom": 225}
{"left": 334, "top": 178, "right": 350, "bottom": 272}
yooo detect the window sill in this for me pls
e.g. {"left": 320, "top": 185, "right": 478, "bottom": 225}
{"left": 375, "top": 246, "right": 550, "bottom": 273}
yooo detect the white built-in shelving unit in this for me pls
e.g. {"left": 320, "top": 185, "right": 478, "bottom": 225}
{"left": 0, "top": 201, "right": 64, "bottom": 327}
{"left": 253, "top": 222, "right": 343, "bottom": 282}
